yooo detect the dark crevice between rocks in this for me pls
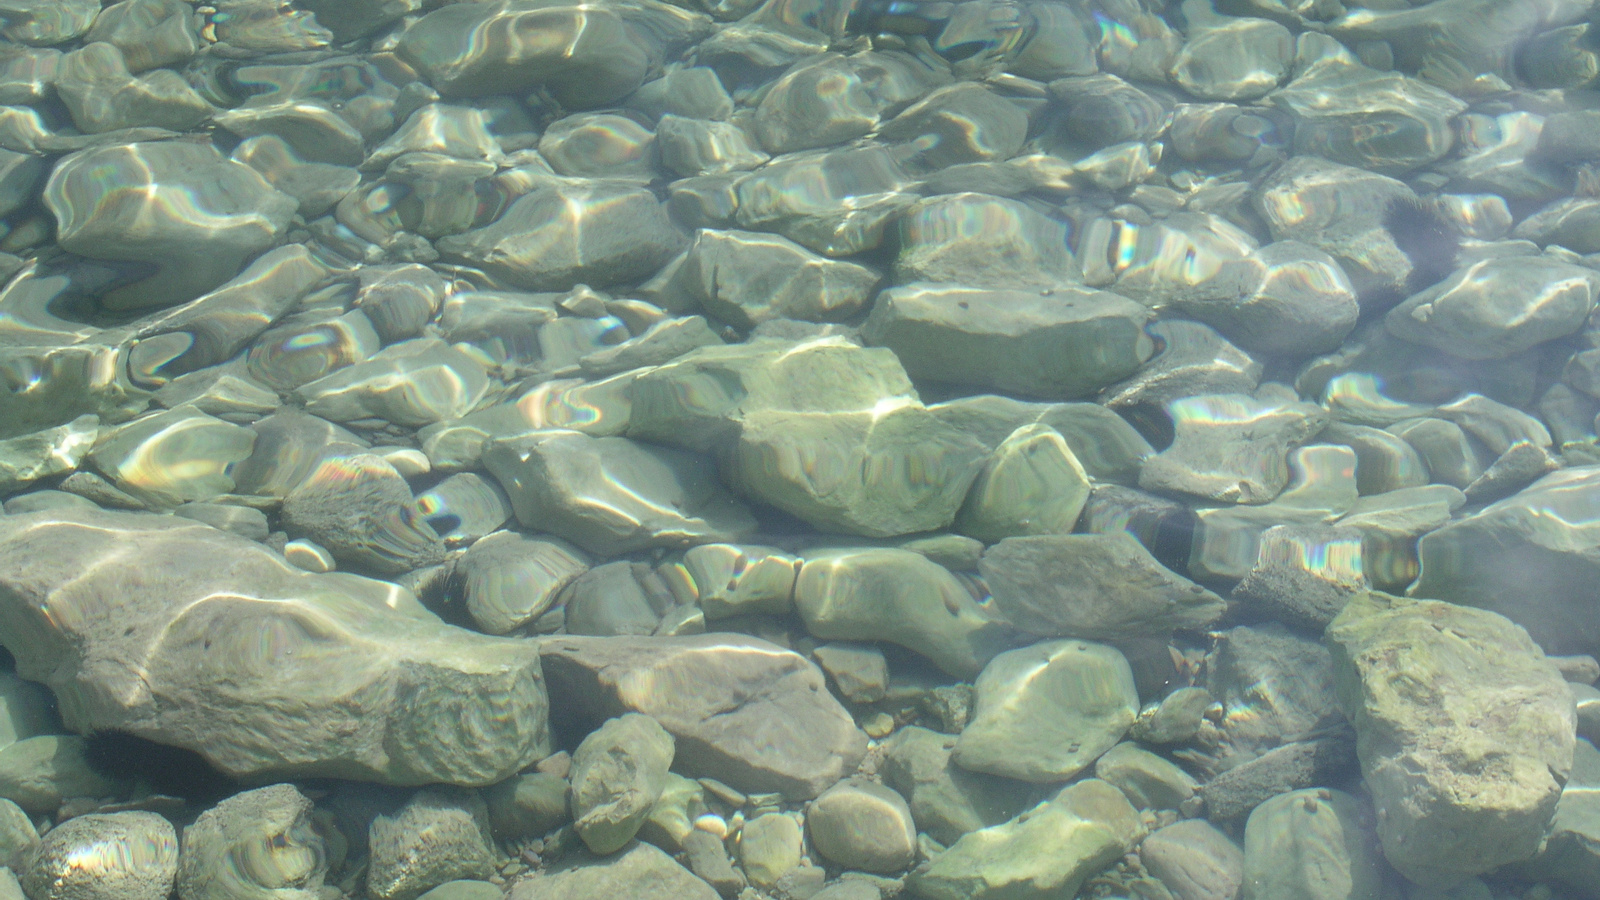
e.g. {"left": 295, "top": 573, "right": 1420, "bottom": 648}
{"left": 83, "top": 729, "right": 240, "bottom": 807}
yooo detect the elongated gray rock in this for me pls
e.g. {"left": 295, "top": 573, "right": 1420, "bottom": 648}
{"left": 1326, "top": 592, "right": 1575, "bottom": 886}
{"left": 862, "top": 282, "right": 1152, "bottom": 399}
{"left": 540, "top": 633, "right": 865, "bottom": 800}
{"left": 0, "top": 509, "right": 551, "bottom": 787}
{"left": 508, "top": 841, "right": 719, "bottom": 900}
{"left": 42, "top": 141, "right": 296, "bottom": 309}
{"left": 725, "top": 403, "right": 988, "bottom": 538}
{"left": 979, "top": 533, "right": 1225, "bottom": 640}
{"left": 655, "top": 228, "right": 879, "bottom": 327}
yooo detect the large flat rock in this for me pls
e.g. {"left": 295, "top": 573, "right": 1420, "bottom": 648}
{"left": 539, "top": 633, "right": 866, "bottom": 800}
{"left": 0, "top": 509, "right": 551, "bottom": 786}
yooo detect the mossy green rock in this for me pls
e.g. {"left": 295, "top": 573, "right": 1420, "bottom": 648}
{"left": 1326, "top": 592, "right": 1575, "bottom": 887}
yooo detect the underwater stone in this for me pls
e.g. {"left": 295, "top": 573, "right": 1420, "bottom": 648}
{"left": 176, "top": 784, "right": 327, "bottom": 900}
{"left": 43, "top": 141, "right": 297, "bottom": 310}
{"left": 806, "top": 780, "right": 916, "bottom": 875}
{"left": 1254, "top": 155, "right": 1417, "bottom": 303}
{"left": 539, "top": 112, "right": 656, "bottom": 180}
{"left": 725, "top": 403, "right": 987, "bottom": 537}
{"left": 1141, "top": 820, "right": 1243, "bottom": 900}
{"left": 396, "top": 0, "right": 708, "bottom": 108}
{"left": 795, "top": 548, "right": 1015, "bottom": 679}
{"left": 1099, "top": 318, "right": 1262, "bottom": 410}
{"left": 954, "top": 640, "right": 1138, "bottom": 783}
{"left": 893, "top": 193, "right": 1077, "bottom": 290}
{"left": 733, "top": 144, "right": 918, "bottom": 256}
{"left": 280, "top": 451, "right": 446, "bottom": 575}
{"left": 54, "top": 42, "right": 211, "bottom": 134}
{"left": 295, "top": 337, "right": 490, "bottom": 428}
{"left": 507, "top": 841, "right": 719, "bottom": 900}
{"left": 981, "top": 533, "right": 1225, "bottom": 640}
{"left": 1385, "top": 257, "right": 1599, "bottom": 360}
{"left": 878, "top": 81, "right": 1029, "bottom": 170}
{"left": 540, "top": 633, "right": 866, "bottom": 800}
{"left": 1238, "top": 789, "right": 1382, "bottom": 900}
{"left": 1326, "top": 592, "right": 1575, "bottom": 886}
{"left": 659, "top": 228, "right": 878, "bottom": 328}
{"left": 0, "top": 509, "right": 551, "bottom": 786}
{"left": 928, "top": 395, "right": 1152, "bottom": 483}
{"left": 367, "top": 789, "right": 497, "bottom": 900}
{"left": 1169, "top": 17, "right": 1293, "bottom": 101}
{"left": 0, "top": 415, "right": 97, "bottom": 497}
{"left": 87, "top": 407, "right": 256, "bottom": 509}
{"left": 484, "top": 430, "right": 755, "bottom": 556}
{"left": 571, "top": 713, "right": 675, "bottom": 855}
{"left": 454, "top": 531, "right": 588, "bottom": 635}
{"left": 1140, "top": 391, "right": 1328, "bottom": 504}
{"left": 862, "top": 282, "right": 1152, "bottom": 399}
{"left": 436, "top": 179, "right": 685, "bottom": 292}
{"left": 1271, "top": 57, "right": 1465, "bottom": 175}
{"left": 954, "top": 423, "right": 1091, "bottom": 542}
{"left": 1409, "top": 466, "right": 1600, "bottom": 656}
{"left": 21, "top": 811, "right": 176, "bottom": 900}
{"left": 879, "top": 726, "right": 1036, "bottom": 847}
{"left": 906, "top": 779, "right": 1143, "bottom": 900}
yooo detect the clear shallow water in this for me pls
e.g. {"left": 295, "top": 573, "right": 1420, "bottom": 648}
{"left": 0, "top": 0, "right": 1598, "bottom": 898}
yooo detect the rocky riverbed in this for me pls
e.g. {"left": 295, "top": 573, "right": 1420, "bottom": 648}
{"left": 1, "top": 0, "right": 1600, "bottom": 899}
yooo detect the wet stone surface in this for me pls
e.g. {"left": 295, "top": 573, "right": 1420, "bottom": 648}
{"left": 1, "top": 1, "right": 1599, "bottom": 899}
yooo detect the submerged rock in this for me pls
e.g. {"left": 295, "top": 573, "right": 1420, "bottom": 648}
{"left": 0, "top": 509, "right": 551, "bottom": 786}
{"left": 1326, "top": 592, "right": 1575, "bottom": 886}
{"left": 540, "top": 633, "right": 865, "bottom": 800}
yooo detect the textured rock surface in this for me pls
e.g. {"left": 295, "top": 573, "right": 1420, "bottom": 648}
{"left": 979, "top": 533, "right": 1226, "bottom": 640}
{"left": 0, "top": 509, "right": 550, "bottom": 786}
{"left": 570, "top": 714, "right": 675, "bottom": 855}
{"left": 367, "top": 789, "right": 497, "bottom": 900}
{"left": 906, "top": 779, "right": 1143, "bottom": 900}
{"left": 1326, "top": 592, "right": 1576, "bottom": 886}
{"left": 1410, "top": 466, "right": 1600, "bottom": 656}
{"left": 176, "top": 784, "right": 328, "bottom": 900}
{"left": 862, "top": 282, "right": 1152, "bottom": 399}
{"left": 794, "top": 548, "right": 1016, "bottom": 678}
{"left": 954, "top": 640, "right": 1139, "bottom": 783}
{"left": 507, "top": 841, "right": 720, "bottom": 900}
{"left": 540, "top": 634, "right": 866, "bottom": 799}
{"left": 21, "top": 811, "right": 177, "bottom": 900}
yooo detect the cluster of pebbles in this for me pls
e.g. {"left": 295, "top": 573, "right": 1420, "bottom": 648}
{"left": 3, "top": 0, "right": 1600, "bottom": 899}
